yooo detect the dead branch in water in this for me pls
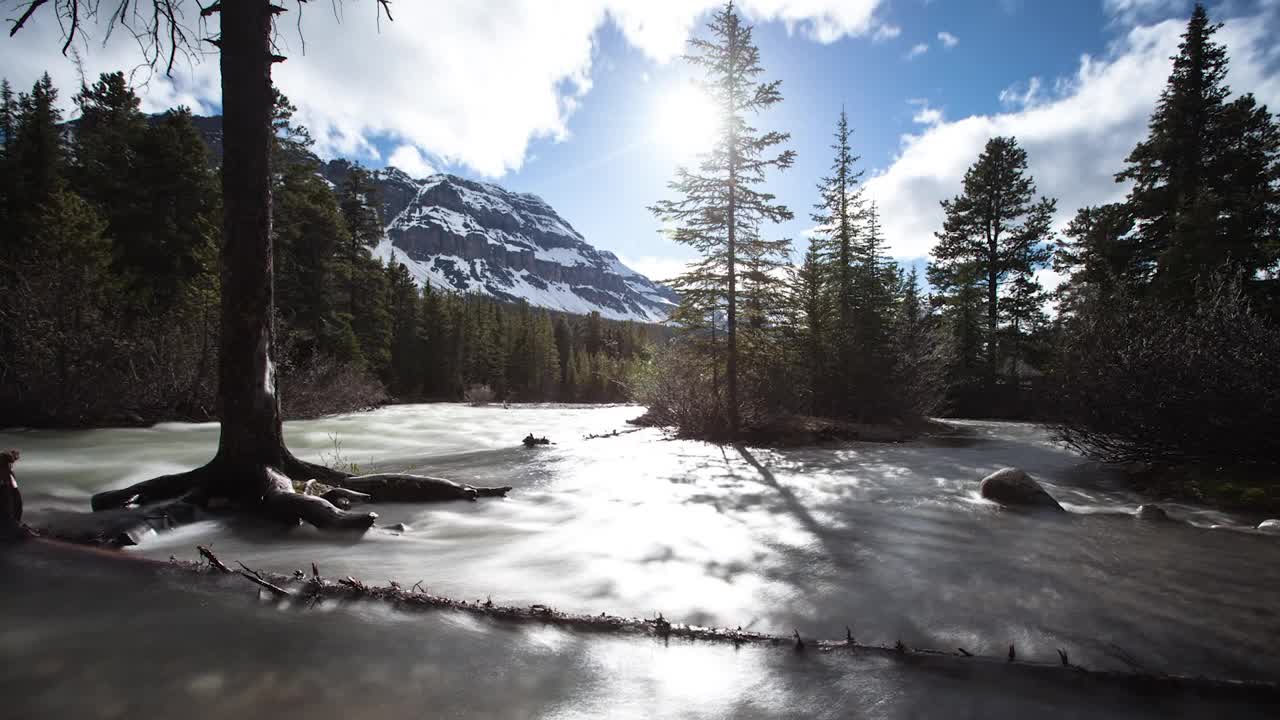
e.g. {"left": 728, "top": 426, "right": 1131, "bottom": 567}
{"left": 236, "top": 561, "right": 291, "bottom": 599}
{"left": 583, "top": 428, "right": 642, "bottom": 440}
{"left": 197, "top": 545, "right": 232, "bottom": 574}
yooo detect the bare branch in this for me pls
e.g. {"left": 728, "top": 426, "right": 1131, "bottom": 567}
{"left": 59, "top": 0, "right": 78, "bottom": 54}
{"left": 237, "top": 561, "right": 291, "bottom": 599}
{"left": 7, "top": 0, "right": 51, "bottom": 37}
{"left": 197, "top": 544, "right": 232, "bottom": 573}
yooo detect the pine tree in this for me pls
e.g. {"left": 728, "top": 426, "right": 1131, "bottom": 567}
{"left": 553, "top": 316, "right": 574, "bottom": 395}
{"left": 0, "top": 79, "right": 17, "bottom": 232}
{"left": 1117, "top": 3, "right": 1280, "bottom": 296}
{"left": 386, "top": 262, "right": 421, "bottom": 397}
{"left": 0, "top": 79, "right": 15, "bottom": 153}
{"left": 929, "top": 136, "right": 1055, "bottom": 408}
{"left": 72, "top": 72, "right": 147, "bottom": 223}
{"left": 271, "top": 87, "right": 314, "bottom": 162}
{"left": 274, "top": 161, "right": 357, "bottom": 362}
{"left": 131, "top": 108, "right": 221, "bottom": 309}
{"left": 892, "top": 267, "right": 948, "bottom": 418}
{"left": 1053, "top": 203, "right": 1140, "bottom": 316}
{"left": 10, "top": 73, "right": 65, "bottom": 240}
{"left": 336, "top": 165, "right": 392, "bottom": 377}
{"left": 19, "top": 190, "right": 112, "bottom": 416}
{"left": 811, "top": 108, "right": 863, "bottom": 394}
{"left": 847, "top": 202, "right": 900, "bottom": 419}
{"left": 650, "top": 1, "right": 795, "bottom": 435}
{"left": 790, "top": 241, "right": 828, "bottom": 413}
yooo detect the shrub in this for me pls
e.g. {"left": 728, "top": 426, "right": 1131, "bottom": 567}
{"left": 1052, "top": 276, "right": 1280, "bottom": 470}
{"left": 631, "top": 339, "right": 729, "bottom": 439}
{"left": 279, "top": 354, "right": 387, "bottom": 419}
{"left": 463, "top": 384, "right": 496, "bottom": 406}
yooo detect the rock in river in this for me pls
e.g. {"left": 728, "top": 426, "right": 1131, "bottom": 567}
{"left": 1136, "top": 504, "right": 1173, "bottom": 522}
{"left": 979, "top": 468, "right": 1064, "bottom": 511}
{"left": 1258, "top": 519, "right": 1280, "bottom": 534}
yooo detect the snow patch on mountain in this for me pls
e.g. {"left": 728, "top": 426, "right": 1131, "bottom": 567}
{"left": 368, "top": 171, "right": 677, "bottom": 323}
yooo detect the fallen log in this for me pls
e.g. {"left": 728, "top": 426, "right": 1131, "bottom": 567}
{"left": 9, "top": 537, "right": 1280, "bottom": 703}
{"left": 159, "top": 545, "right": 1279, "bottom": 700}
{"left": 336, "top": 473, "right": 511, "bottom": 502}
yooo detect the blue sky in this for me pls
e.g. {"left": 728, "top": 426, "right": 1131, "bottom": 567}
{"left": 484, "top": 1, "right": 1124, "bottom": 280}
{"left": 4, "top": 0, "right": 1279, "bottom": 284}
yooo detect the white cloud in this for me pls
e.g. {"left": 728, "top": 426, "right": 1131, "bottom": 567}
{"left": 997, "top": 76, "right": 1045, "bottom": 109}
{"left": 874, "top": 24, "right": 902, "bottom": 41}
{"left": 865, "top": 12, "right": 1280, "bottom": 261}
{"left": 906, "top": 42, "right": 930, "bottom": 60}
{"left": 937, "top": 31, "right": 959, "bottom": 48}
{"left": 908, "top": 99, "right": 944, "bottom": 125}
{"left": 1, "top": 0, "right": 890, "bottom": 177}
{"left": 386, "top": 145, "right": 437, "bottom": 179}
{"left": 1103, "top": 0, "right": 1190, "bottom": 25}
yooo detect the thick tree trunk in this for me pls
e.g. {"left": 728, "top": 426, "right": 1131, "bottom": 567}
{"left": 91, "top": 2, "right": 370, "bottom": 529}
{"left": 211, "top": 0, "right": 285, "bottom": 495}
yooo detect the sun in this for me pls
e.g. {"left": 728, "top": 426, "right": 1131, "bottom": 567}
{"left": 653, "top": 82, "right": 722, "bottom": 162}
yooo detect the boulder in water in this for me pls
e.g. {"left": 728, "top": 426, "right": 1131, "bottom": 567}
{"left": 979, "top": 468, "right": 1064, "bottom": 511}
{"left": 385, "top": 522, "right": 411, "bottom": 533}
{"left": 1136, "top": 504, "right": 1173, "bottom": 522}
{"left": 1258, "top": 519, "right": 1280, "bottom": 534}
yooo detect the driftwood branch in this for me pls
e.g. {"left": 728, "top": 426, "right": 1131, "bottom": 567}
{"left": 236, "top": 561, "right": 291, "bottom": 599}
{"left": 197, "top": 544, "right": 231, "bottom": 573}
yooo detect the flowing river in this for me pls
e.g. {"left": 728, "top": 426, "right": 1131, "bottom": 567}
{"left": 3, "top": 404, "right": 1279, "bottom": 718}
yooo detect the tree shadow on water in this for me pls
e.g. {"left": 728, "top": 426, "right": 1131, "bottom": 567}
{"left": 733, "top": 444, "right": 857, "bottom": 571}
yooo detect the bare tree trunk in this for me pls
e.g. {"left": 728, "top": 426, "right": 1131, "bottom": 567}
{"left": 727, "top": 190, "right": 738, "bottom": 438}
{"left": 210, "top": 0, "right": 283, "bottom": 492}
{"left": 987, "top": 230, "right": 1000, "bottom": 396}
{"left": 725, "top": 30, "right": 739, "bottom": 439}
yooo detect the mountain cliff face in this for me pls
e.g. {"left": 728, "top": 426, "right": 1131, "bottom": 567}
{"left": 190, "top": 115, "right": 676, "bottom": 323}
{"left": 360, "top": 171, "right": 677, "bottom": 322}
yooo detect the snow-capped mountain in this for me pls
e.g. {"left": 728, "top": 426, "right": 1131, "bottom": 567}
{"left": 189, "top": 115, "right": 677, "bottom": 323}
{"left": 348, "top": 167, "right": 678, "bottom": 323}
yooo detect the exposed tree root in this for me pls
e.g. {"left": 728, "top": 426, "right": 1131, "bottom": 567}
{"left": 261, "top": 467, "right": 377, "bottom": 530}
{"left": 84, "top": 455, "right": 511, "bottom": 536}
{"left": 169, "top": 544, "right": 1278, "bottom": 701}
{"left": 90, "top": 465, "right": 212, "bottom": 512}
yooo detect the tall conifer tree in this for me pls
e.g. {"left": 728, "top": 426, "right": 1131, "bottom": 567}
{"left": 929, "top": 136, "right": 1054, "bottom": 406}
{"left": 650, "top": 1, "right": 795, "bottom": 435}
